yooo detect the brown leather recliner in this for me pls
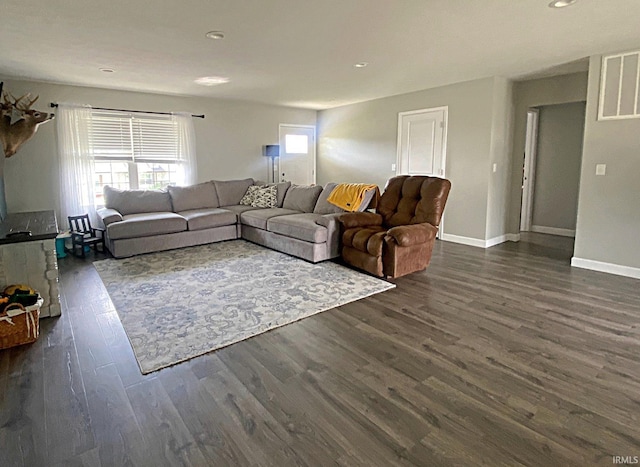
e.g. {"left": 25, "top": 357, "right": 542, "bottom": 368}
{"left": 339, "top": 176, "right": 451, "bottom": 278}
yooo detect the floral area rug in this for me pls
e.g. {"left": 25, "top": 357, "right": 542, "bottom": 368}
{"left": 93, "top": 240, "right": 395, "bottom": 374}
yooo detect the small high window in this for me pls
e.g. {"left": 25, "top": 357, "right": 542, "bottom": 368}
{"left": 285, "top": 134, "right": 309, "bottom": 154}
{"left": 599, "top": 51, "right": 640, "bottom": 120}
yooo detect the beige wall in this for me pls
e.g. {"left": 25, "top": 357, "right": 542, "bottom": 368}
{"left": 0, "top": 77, "right": 316, "bottom": 218}
{"left": 507, "top": 72, "right": 589, "bottom": 234}
{"left": 573, "top": 55, "right": 640, "bottom": 269}
{"left": 531, "top": 102, "right": 585, "bottom": 231}
{"left": 318, "top": 77, "right": 496, "bottom": 241}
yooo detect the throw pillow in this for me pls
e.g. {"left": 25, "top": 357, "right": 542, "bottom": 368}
{"left": 251, "top": 185, "right": 278, "bottom": 208}
{"left": 239, "top": 185, "right": 262, "bottom": 206}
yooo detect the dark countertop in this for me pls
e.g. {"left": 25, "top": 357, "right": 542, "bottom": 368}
{"left": 0, "top": 210, "right": 59, "bottom": 245}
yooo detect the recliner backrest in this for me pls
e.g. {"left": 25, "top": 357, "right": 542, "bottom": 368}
{"left": 378, "top": 176, "right": 451, "bottom": 228}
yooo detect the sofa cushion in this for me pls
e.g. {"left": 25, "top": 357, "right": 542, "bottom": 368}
{"left": 213, "top": 178, "right": 254, "bottom": 206}
{"left": 221, "top": 204, "right": 262, "bottom": 220}
{"left": 178, "top": 208, "right": 237, "bottom": 231}
{"left": 313, "top": 183, "right": 344, "bottom": 214}
{"left": 104, "top": 186, "right": 172, "bottom": 215}
{"left": 282, "top": 185, "right": 323, "bottom": 213}
{"left": 267, "top": 213, "right": 328, "bottom": 243}
{"left": 168, "top": 182, "right": 219, "bottom": 212}
{"left": 240, "top": 208, "right": 301, "bottom": 230}
{"left": 107, "top": 212, "right": 187, "bottom": 240}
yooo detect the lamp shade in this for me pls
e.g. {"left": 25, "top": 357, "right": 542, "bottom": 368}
{"left": 263, "top": 144, "right": 280, "bottom": 157}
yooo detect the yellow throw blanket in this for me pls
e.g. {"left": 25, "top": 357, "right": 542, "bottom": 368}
{"left": 327, "top": 183, "right": 380, "bottom": 212}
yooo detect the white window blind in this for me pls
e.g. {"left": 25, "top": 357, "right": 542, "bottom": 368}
{"left": 599, "top": 50, "right": 640, "bottom": 120}
{"left": 90, "top": 110, "right": 182, "bottom": 162}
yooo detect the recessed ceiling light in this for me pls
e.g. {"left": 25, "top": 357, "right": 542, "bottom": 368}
{"left": 205, "top": 31, "right": 225, "bottom": 40}
{"left": 354, "top": 62, "right": 368, "bottom": 68}
{"left": 549, "top": 0, "right": 577, "bottom": 8}
{"left": 194, "top": 76, "right": 230, "bottom": 86}
{"left": 99, "top": 68, "right": 115, "bottom": 73}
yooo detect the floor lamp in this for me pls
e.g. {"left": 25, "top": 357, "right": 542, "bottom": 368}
{"left": 263, "top": 145, "right": 279, "bottom": 183}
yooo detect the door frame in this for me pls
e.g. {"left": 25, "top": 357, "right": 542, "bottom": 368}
{"left": 278, "top": 124, "right": 316, "bottom": 185}
{"left": 395, "top": 106, "right": 448, "bottom": 178}
{"left": 520, "top": 108, "right": 539, "bottom": 232}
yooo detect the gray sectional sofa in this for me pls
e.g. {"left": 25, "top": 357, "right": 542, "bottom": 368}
{"left": 97, "top": 179, "right": 368, "bottom": 262}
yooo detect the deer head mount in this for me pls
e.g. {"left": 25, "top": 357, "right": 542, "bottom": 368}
{"left": 0, "top": 87, "right": 54, "bottom": 158}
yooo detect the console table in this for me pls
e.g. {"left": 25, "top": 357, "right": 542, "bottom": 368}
{"left": 0, "top": 210, "right": 61, "bottom": 317}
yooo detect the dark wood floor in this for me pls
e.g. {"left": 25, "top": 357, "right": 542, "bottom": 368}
{"left": 1, "top": 233, "right": 640, "bottom": 466}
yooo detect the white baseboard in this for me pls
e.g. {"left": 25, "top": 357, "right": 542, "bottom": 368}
{"left": 486, "top": 235, "right": 508, "bottom": 248}
{"left": 506, "top": 233, "right": 520, "bottom": 242}
{"left": 441, "top": 233, "right": 520, "bottom": 249}
{"left": 571, "top": 257, "right": 640, "bottom": 280}
{"left": 440, "top": 234, "right": 487, "bottom": 248}
{"left": 531, "top": 225, "right": 575, "bottom": 237}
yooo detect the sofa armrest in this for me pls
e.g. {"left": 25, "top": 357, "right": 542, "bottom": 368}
{"left": 385, "top": 223, "right": 438, "bottom": 247}
{"left": 315, "top": 212, "right": 342, "bottom": 228}
{"left": 315, "top": 213, "right": 343, "bottom": 258}
{"left": 338, "top": 212, "right": 383, "bottom": 229}
{"left": 97, "top": 207, "right": 123, "bottom": 227}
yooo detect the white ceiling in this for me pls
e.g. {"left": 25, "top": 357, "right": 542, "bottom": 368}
{"left": 1, "top": 0, "right": 639, "bottom": 110}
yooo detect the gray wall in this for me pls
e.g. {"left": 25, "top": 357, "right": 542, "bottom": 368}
{"left": 573, "top": 55, "right": 640, "bottom": 269}
{"left": 508, "top": 72, "right": 588, "bottom": 234}
{"left": 531, "top": 102, "right": 585, "bottom": 232}
{"left": 486, "top": 77, "right": 515, "bottom": 239}
{"left": 0, "top": 77, "right": 316, "bottom": 218}
{"left": 318, "top": 77, "right": 496, "bottom": 241}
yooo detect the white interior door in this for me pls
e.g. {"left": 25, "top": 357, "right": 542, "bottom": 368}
{"left": 396, "top": 107, "right": 447, "bottom": 177}
{"left": 278, "top": 124, "right": 316, "bottom": 185}
{"left": 520, "top": 109, "right": 539, "bottom": 232}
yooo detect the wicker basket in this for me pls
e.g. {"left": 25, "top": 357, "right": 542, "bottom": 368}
{"left": 0, "top": 298, "right": 43, "bottom": 350}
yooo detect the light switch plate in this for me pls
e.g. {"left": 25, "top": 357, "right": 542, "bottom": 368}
{"left": 596, "top": 164, "right": 606, "bottom": 176}
{"left": 492, "top": 163, "right": 497, "bottom": 173}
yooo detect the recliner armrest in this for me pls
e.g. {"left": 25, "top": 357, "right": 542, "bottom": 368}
{"left": 97, "top": 208, "right": 123, "bottom": 227}
{"left": 338, "top": 212, "right": 383, "bottom": 229}
{"left": 385, "top": 222, "right": 438, "bottom": 247}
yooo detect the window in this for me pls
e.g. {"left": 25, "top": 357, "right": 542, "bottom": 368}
{"left": 284, "top": 134, "right": 308, "bottom": 154}
{"left": 599, "top": 50, "right": 640, "bottom": 120}
{"left": 89, "top": 110, "right": 188, "bottom": 205}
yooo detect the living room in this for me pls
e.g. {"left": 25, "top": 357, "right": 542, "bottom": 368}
{"left": 1, "top": 0, "right": 640, "bottom": 465}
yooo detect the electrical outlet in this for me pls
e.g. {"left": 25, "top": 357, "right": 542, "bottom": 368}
{"left": 391, "top": 163, "right": 396, "bottom": 171}
{"left": 596, "top": 164, "right": 606, "bottom": 176}
{"left": 492, "top": 163, "right": 497, "bottom": 173}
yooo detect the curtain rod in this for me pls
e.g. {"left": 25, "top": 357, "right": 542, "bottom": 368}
{"left": 49, "top": 102, "right": 205, "bottom": 119}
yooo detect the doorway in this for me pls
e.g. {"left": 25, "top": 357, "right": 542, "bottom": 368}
{"left": 520, "top": 102, "right": 586, "bottom": 238}
{"left": 396, "top": 106, "right": 448, "bottom": 178}
{"left": 278, "top": 124, "right": 316, "bottom": 185}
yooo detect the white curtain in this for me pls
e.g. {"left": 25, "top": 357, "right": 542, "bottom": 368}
{"left": 172, "top": 112, "right": 197, "bottom": 185}
{"left": 56, "top": 103, "right": 96, "bottom": 229}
